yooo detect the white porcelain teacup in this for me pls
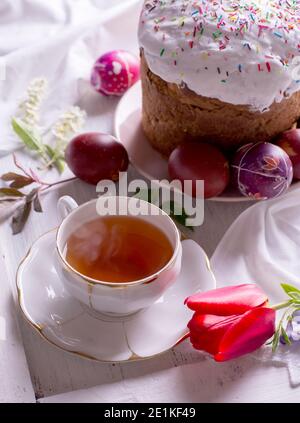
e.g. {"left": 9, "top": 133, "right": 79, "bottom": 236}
{"left": 55, "top": 195, "right": 182, "bottom": 316}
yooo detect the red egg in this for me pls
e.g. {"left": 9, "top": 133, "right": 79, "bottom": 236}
{"left": 91, "top": 50, "right": 140, "bottom": 97}
{"left": 277, "top": 128, "right": 300, "bottom": 180}
{"left": 65, "top": 133, "right": 129, "bottom": 185}
{"left": 168, "top": 142, "right": 230, "bottom": 199}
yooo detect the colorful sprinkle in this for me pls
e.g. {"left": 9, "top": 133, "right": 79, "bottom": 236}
{"left": 140, "top": 0, "right": 300, "bottom": 106}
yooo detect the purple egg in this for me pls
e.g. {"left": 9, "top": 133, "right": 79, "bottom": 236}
{"left": 91, "top": 50, "right": 140, "bottom": 97}
{"left": 232, "top": 142, "right": 293, "bottom": 199}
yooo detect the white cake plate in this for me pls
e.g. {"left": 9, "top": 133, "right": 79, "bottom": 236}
{"left": 114, "top": 81, "right": 300, "bottom": 203}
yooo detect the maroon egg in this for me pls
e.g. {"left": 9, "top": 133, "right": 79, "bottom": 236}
{"left": 91, "top": 50, "right": 140, "bottom": 97}
{"left": 65, "top": 133, "right": 129, "bottom": 185}
{"left": 231, "top": 142, "right": 293, "bottom": 199}
{"left": 277, "top": 129, "right": 300, "bottom": 180}
{"left": 168, "top": 142, "right": 230, "bottom": 199}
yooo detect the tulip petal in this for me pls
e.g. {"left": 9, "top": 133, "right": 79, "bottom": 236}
{"left": 188, "top": 313, "right": 241, "bottom": 355}
{"left": 214, "top": 307, "right": 275, "bottom": 362}
{"left": 185, "top": 284, "right": 268, "bottom": 315}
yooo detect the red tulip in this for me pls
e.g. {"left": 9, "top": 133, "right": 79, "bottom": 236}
{"left": 185, "top": 284, "right": 268, "bottom": 315}
{"left": 185, "top": 284, "right": 276, "bottom": 362}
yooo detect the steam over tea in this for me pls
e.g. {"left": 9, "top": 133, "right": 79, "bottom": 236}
{"left": 65, "top": 216, "right": 173, "bottom": 283}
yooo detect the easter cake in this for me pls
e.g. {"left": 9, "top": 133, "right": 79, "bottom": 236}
{"left": 138, "top": 0, "right": 300, "bottom": 156}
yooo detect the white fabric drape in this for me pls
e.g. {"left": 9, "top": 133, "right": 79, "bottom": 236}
{"left": 211, "top": 186, "right": 300, "bottom": 386}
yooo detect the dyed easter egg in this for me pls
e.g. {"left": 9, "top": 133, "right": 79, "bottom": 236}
{"left": 65, "top": 133, "right": 129, "bottom": 185}
{"left": 277, "top": 129, "right": 300, "bottom": 180}
{"left": 231, "top": 142, "right": 293, "bottom": 199}
{"left": 91, "top": 50, "right": 140, "bottom": 96}
{"left": 168, "top": 141, "right": 230, "bottom": 198}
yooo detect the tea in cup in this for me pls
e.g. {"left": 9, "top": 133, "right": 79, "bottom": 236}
{"left": 55, "top": 196, "right": 182, "bottom": 316}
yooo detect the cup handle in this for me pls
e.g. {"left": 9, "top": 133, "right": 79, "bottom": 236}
{"left": 57, "top": 196, "right": 78, "bottom": 222}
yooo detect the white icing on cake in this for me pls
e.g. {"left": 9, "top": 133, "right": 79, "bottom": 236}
{"left": 138, "top": 0, "right": 300, "bottom": 111}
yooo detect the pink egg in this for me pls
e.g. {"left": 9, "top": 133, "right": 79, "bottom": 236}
{"left": 91, "top": 50, "right": 140, "bottom": 97}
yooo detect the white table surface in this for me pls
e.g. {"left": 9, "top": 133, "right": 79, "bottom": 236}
{"left": 1, "top": 150, "right": 300, "bottom": 402}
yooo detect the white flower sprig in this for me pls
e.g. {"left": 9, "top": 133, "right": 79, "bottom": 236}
{"left": 19, "top": 78, "right": 48, "bottom": 127}
{"left": 12, "top": 78, "right": 86, "bottom": 173}
{"left": 43, "top": 106, "right": 87, "bottom": 171}
{"left": 52, "top": 106, "right": 87, "bottom": 146}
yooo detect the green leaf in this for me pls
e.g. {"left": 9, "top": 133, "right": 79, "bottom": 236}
{"left": 133, "top": 190, "right": 194, "bottom": 232}
{"left": 167, "top": 201, "right": 194, "bottom": 231}
{"left": 281, "top": 283, "right": 300, "bottom": 297}
{"left": 12, "top": 117, "right": 44, "bottom": 152}
{"left": 45, "top": 144, "right": 56, "bottom": 159}
{"left": 11, "top": 201, "right": 32, "bottom": 235}
{"left": 44, "top": 144, "right": 65, "bottom": 173}
{"left": 281, "top": 327, "right": 292, "bottom": 345}
{"left": 0, "top": 188, "right": 24, "bottom": 197}
{"left": 133, "top": 188, "right": 159, "bottom": 204}
{"left": 44, "top": 144, "right": 59, "bottom": 163}
{"left": 54, "top": 158, "right": 65, "bottom": 174}
{"left": 272, "top": 330, "right": 280, "bottom": 353}
{"left": 288, "top": 292, "right": 300, "bottom": 303}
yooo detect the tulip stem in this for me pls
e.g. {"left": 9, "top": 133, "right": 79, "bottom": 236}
{"left": 271, "top": 300, "right": 294, "bottom": 311}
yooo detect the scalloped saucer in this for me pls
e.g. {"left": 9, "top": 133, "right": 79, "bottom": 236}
{"left": 16, "top": 230, "right": 216, "bottom": 362}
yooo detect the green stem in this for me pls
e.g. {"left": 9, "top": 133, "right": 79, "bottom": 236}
{"left": 271, "top": 300, "right": 294, "bottom": 311}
